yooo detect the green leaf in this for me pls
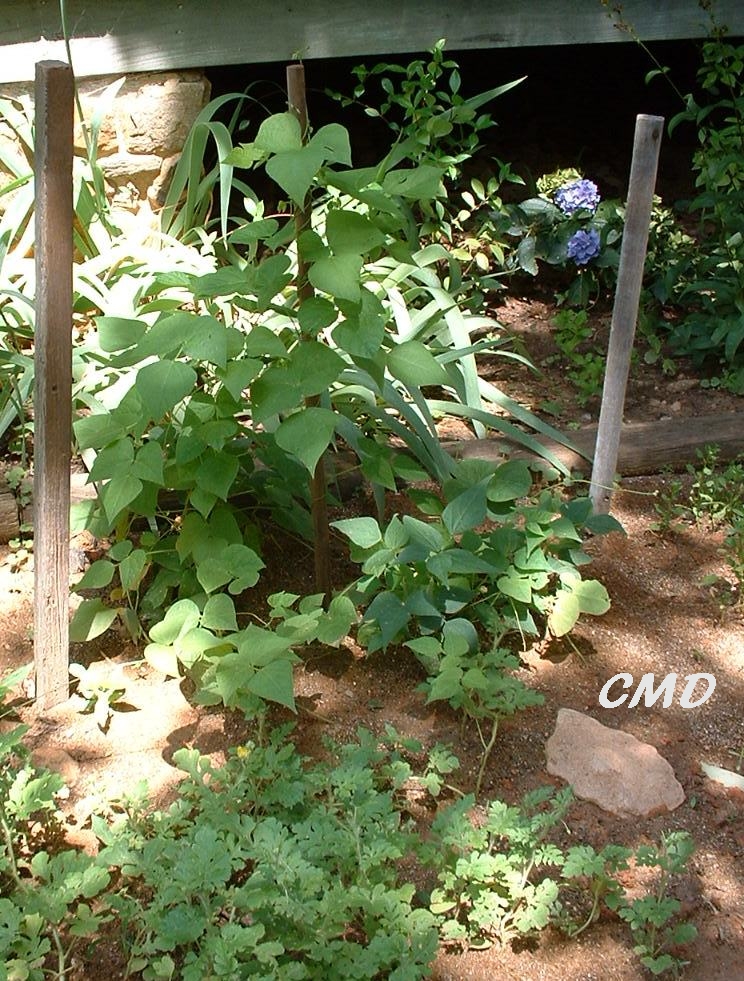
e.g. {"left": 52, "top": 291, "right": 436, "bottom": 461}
{"left": 247, "top": 658, "right": 296, "bottom": 711}
{"left": 442, "top": 478, "right": 490, "bottom": 535}
{"left": 182, "top": 315, "right": 230, "bottom": 368}
{"left": 225, "top": 142, "right": 268, "bottom": 168}
{"left": 149, "top": 599, "right": 201, "bottom": 645}
{"left": 298, "top": 296, "right": 337, "bottom": 335}
{"left": 316, "top": 595, "right": 357, "bottom": 644}
{"left": 585, "top": 511, "right": 625, "bottom": 535}
{"left": 225, "top": 544, "right": 264, "bottom": 593}
{"left": 115, "top": 311, "right": 199, "bottom": 365}
{"left": 195, "top": 450, "right": 239, "bottom": 502}
{"left": 548, "top": 590, "right": 580, "bottom": 637}
{"left": 255, "top": 254, "right": 293, "bottom": 310}
{"left": 308, "top": 123, "right": 352, "bottom": 166}
{"left": 326, "top": 209, "right": 385, "bottom": 255}
{"left": 427, "top": 665, "right": 464, "bottom": 703}
{"left": 308, "top": 253, "right": 363, "bottom": 302}
{"left": 96, "top": 316, "right": 146, "bottom": 352}
{"left": 132, "top": 440, "right": 164, "bottom": 484}
{"left": 135, "top": 360, "right": 196, "bottom": 421}
{"left": 331, "top": 516, "right": 382, "bottom": 548}
{"left": 87, "top": 438, "right": 134, "bottom": 482}
{"left": 73, "top": 559, "right": 115, "bottom": 591}
{"left": 229, "top": 217, "right": 280, "bottom": 245}
{"left": 244, "top": 324, "right": 289, "bottom": 359}
{"left": 100, "top": 474, "right": 143, "bottom": 525}
{"left": 274, "top": 407, "right": 337, "bottom": 474}
{"left": 195, "top": 544, "right": 264, "bottom": 594}
{"left": 218, "top": 359, "right": 262, "bottom": 401}
{"left": 201, "top": 594, "right": 239, "bottom": 632}
{"left": 382, "top": 164, "right": 443, "bottom": 200}
{"left": 332, "top": 289, "right": 386, "bottom": 358}
{"left": 489, "top": 460, "right": 533, "bottom": 502}
{"left": 255, "top": 112, "right": 302, "bottom": 153}
{"left": 364, "top": 591, "right": 410, "bottom": 649}
{"left": 118, "top": 549, "right": 148, "bottom": 592}
{"left": 69, "top": 599, "right": 118, "bottom": 642}
{"left": 266, "top": 144, "right": 324, "bottom": 204}
{"left": 195, "top": 557, "right": 232, "bottom": 594}
{"left": 74, "top": 413, "right": 126, "bottom": 451}
{"left": 571, "top": 579, "right": 611, "bottom": 615}
{"left": 287, "top": 340, "right": 345, "bottom": 397}
{"left": 387, "top": 340, "right": 449, "bottom": 387}
{"left": 143, "top": 643, "right": 181, "bottom": 677}
{"left": 497, "top": 573, "right": 533, "bottom": 604}
{"left": 250, "top": 367, "right": 303, "bottom": 423}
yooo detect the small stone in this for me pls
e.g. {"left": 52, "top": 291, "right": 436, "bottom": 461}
{"left": 546, "top": 708, "right": 684, "bottom": 818}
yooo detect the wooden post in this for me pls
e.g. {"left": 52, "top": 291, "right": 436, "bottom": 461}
{"left": 287, "top": 63, "right": 332, "bottom": 603}
{"left": 33, "top": 61, "right": 74, "bottom": 709}
{"left": 589, "top": 114, "right": 663, "bottom": 513}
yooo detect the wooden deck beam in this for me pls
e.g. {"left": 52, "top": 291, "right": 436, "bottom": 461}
{"left": 0, "top": 0, "right": 742, "bottom": 83}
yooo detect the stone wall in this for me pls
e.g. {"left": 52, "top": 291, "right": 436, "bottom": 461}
{"left": 0, "top": 70, "right": 211, "bottom": 215}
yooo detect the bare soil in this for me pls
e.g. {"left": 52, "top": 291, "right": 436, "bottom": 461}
{"left": 1, "top": 297, "right": 743, "bottom": 980}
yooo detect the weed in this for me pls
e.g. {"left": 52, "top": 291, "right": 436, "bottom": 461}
{"left": 614, "top": 832, "right": 698, "bottom": 977}
{"left": 68, "top": 662, "right": 128, "bottom": 733}
{"left": 0, "top": 669, "right": 112, "bottom": 980}
{"left": 548, "top": 308, "right": 606, "bottom": 406}
{"left": 407, "top": 631, "right": 544, "bottom": 795}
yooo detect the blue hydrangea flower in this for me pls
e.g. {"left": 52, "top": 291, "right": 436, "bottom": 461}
{"left": 567, "top": 228, "right": 601, "bottom": 265}
{"left": 555, "top": 179, "right": 600, "bottom": 215}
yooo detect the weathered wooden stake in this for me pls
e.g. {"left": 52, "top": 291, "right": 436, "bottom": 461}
{"left": 33, "top": 61, "right": 74, "bottom": 709}
{"left": 589, "top": 114, "right": 664, "bottom": 513}
{"left": 286, "top": 62, "right": 332, "bottom": 603}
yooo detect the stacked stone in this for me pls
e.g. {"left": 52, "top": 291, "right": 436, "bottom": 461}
{"left": 0, "top": 70, "right": 210, "bottom": 215}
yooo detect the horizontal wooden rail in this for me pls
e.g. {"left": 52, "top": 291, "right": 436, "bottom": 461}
{"left": 2, "top": 413, "right": 743, "bottom": 543}
{"left": 1, "top": 0, "right": 742, "bottom": 82}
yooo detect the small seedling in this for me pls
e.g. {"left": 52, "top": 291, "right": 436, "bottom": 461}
{"left": 69, "top": 662, "right": 128, "bottom": 732}
{"left": 614, "top": 832, "right": 697, "bottom": 977}
{"left": 727, "top": 743, "right": 744, "bottom": 773}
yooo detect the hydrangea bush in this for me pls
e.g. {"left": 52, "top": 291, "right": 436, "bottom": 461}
{"left": 498, "top": 168, "right": 623, "bottom": 305}
{"left": 567, "top": 227, "right": 601, "bottom": 265}
{"left": 555, "top": 178, "right": 601, "bottom": 216}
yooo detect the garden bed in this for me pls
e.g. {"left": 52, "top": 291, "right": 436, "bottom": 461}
{"left": 1, "top": 312, "right": 743, "bottom": 980}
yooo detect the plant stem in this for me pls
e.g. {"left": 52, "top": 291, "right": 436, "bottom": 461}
{"left": 0, "top": 810, "right": 22, "bottom": 886}
{"left": 51, "top": 926, "right": 67, "bottom": 981}
{"left": 286, "top": 62, "right": 332, "bottom": 605}
{"left": 569, "top": 887, "right": 602, "bottom": 937}
{"left": 474, "top": 715, "right": 500, "bottom": 796}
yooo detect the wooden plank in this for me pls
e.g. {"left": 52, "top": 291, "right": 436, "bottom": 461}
{"left": 590, "top": 115, "right": 663, "bottom": 513}
{"left": 0, "top": 473, "right": 95, "bottom": 544}
{"left": 1, "top": 0, "right": 742, "bottom": 82}
{"left": 33, "top": 61, "right": 74, "bottom": 711}
{"left": 448, "top": 414, "right": 744, "bottom": 477}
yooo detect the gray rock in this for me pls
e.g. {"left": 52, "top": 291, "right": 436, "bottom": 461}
{"left": 546, "top": 708, "right": 684, "bottom": 818}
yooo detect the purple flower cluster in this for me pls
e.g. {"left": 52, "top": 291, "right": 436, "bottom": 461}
{"left": 555, "top": 179, "right": 600, "bottom": 215}
{"left": 567, "top": 228, "right": 601, "bottom": 265}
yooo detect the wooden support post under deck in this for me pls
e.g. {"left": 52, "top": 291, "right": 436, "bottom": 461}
{"left": 33, "top": 61, "right": 74, "bottom": 709}
{"left": 589, "top": 114, "right": 664, "bottom": 513}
